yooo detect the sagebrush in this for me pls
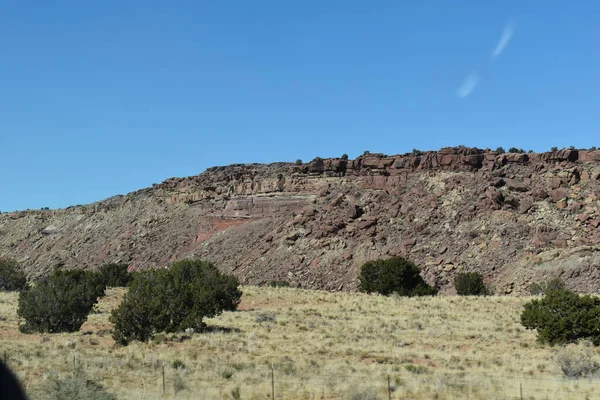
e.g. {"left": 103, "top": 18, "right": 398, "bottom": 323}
{"left": 554, "top": 341, "right": 600, "bottom": 379}
{"left": 34, "top": 371, "right": 116, "bottom": 400}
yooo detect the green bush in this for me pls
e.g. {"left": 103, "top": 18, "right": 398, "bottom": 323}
{"left": 110, "top": 259, "right": 242, "bottom": 345}
{"left": 454, "top": 272, "right": 489, "bottom": 295}
{"left": 358, "top": 257, "right": 436, "bottom": 297}
{"left": 33, "top": 371, "right": 116, "bottom": 400}
{"left": 521, "top": 289, "right": 600, "bottom": 345}
{"left": 17, "top": 269, "right": 106, "bottom": 333}
{"left": 109, "top": 270, "right": 166, "bottom": 344}
{"left": 341, "top": 153, "right": 349, "bottom": 160}
{"left": 98, "top": 262, "right": 132, "bottom": 287}
{"left": 528, "top": 277, "right": 566, "bottom": 295}
{"left": 0, "top": 258, "right": 27, "bottom": 292}
{"left": 495, "top": 147, "right": 505, "bottom": 154}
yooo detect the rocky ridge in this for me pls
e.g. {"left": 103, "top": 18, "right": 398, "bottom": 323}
{"left": 2, "top": 147, "right": 600, "bottom": 294}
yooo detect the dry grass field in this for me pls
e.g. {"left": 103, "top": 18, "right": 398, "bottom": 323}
{"left": 1, "top": 286, "right": 600, "bottom": 399}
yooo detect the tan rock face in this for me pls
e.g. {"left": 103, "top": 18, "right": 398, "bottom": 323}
{"left": 3, "top": 147, "right": 600, "bottom": 294}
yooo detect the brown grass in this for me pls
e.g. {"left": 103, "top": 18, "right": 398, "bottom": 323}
{"left": 1, "top": 287, "right": 599, "bottom": 399}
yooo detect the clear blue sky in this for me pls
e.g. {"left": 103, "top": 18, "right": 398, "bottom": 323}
{"left": 1, "top": 1, "right": 598, "bottom": 211}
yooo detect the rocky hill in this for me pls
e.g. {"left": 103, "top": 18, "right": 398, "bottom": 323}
{"left": 2, "top": 147, "right": 600, "bottom": 295}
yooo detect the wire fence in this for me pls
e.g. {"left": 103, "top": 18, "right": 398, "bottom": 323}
{"left": 8, "top": 353, "right": 600, "bottom": 400}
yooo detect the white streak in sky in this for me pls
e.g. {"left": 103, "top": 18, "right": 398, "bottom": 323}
{"left": 491, "top": 22, "right": 516, "bottom": 59}
{"left": 456, "top": 73, "right": 479, "bottom": 98}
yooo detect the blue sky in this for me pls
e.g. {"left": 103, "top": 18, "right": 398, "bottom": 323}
{"left": 1, "top": 1, "right": 598, "bottom": 211}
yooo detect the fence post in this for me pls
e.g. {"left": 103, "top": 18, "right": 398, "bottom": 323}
{"left": 271, "top": 363, "right": 275, "bottom": 399}
{"left": 520, "top": 383, "right": 523, "bottom": 400}
{"left": 388, "top": 375, "right": 392, "bottom": 400}
{"left": 162, "top": 362, "right": 166, "bottom": 395}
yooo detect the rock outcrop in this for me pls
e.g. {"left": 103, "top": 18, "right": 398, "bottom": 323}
{"left": 2, "top": 147, "right": 600, "bottom": 294}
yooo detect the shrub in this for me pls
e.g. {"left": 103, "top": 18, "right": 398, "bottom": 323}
{"left": 110, "top": 259, "right": 242, "bottom": 345}
{"left": 508, "top": 147, "right": 525, "bottom": 153}
{"left": 34, "top": 371, "right": 116, "bottom": 400}
{"left": 341, "top": 153, "right": 349, "bottom": 160}
{"left": 412, "top": 149, "right": 424, "bottom": 156}
{"left": 295, "top": 159, "right": 302, "bottom": 165}
{"left": 0, "top": 258, "right": 27, "bottom": 292}
{"left": 454, "top": 272, "right": 489, "bottom": 295}
{"left": 18, "top": 269, "right": 105, "bottom": 333}
{"left": 255, "top": 312, "right": 276, "bottom": 323}
{"left": 528, "top": 277, "right": 566, "bottom": 295}
{"left": 173, "top": 373, "right": 186, "bottom": 393}
{"left": 551, "top": 146, "right": 558, "bottom": 152}
{"left": 109, "top": 270, "right": 166, "bottom": 344}
{"left": 554, "top": 340, "right": 600, "bottom": 379}
{"left": 230, "top": 386, "right": 242, "bottom": 400}
{"left": 358, "top": 257, "right": 436, "bottom": 297}
{"left": 404, "top": 364, "right": 430, "bottom": 374}
{"left": 495, "top": 147, "right": 505, "bottom": 154}
{"left": 97, "top": 262, "right": 132, "bottom": 287}
{"left": 521, "top": 289, "right": 600, "bottom": 345}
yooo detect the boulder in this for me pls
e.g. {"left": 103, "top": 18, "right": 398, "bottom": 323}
{"left": 357, "top": 217, "right": 377, "bottom": 230}
{"left": 518, "top": 199, "right": 533, "bottom": 214}
{"left": 490, "top": 178, "right": 506, "bottom": 188}
{"left": 402, "top": 238, "right": 416, "bottom": 251}
{"left": 505, "top": 153, "right": 529, "bottom": 164}
{"left": 539, "top": 149, "right": 579, "bottom": 162}
{"left": 463, "top": 154, "right": 484, "bottom": 169}
{"left": 578, "top": 150, "right": 600, "bottom": 162}
{"left": 506, "top": 179, "right": 529, "bottom": 192}
{"left": 531, "top": 187, "right": 548, "bottom": 200}
{"left": 346, "top": 205, "right": 363, "bottom": 219}
{"left": 556, "top": 199, "right": 568, "bottom": 209}
{"left": 440, "top": 154, "right": 459, "bottom": 166}
{"left": 550, "top": 188, "right": 568, "bottom": 203}
{"left": 362, "top": 156, "right": 383, "bottom": 168}
{"left": 486, "top": 188, "right": 504, "bottom": 204}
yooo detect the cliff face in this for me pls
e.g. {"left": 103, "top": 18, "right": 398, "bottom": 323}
{"left": 3, "top": 147, "right": 600, "bottom": 294}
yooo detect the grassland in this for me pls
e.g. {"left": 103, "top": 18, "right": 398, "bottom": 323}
{"left": 1, "top": 286, "right": 599, "bottom": 399}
